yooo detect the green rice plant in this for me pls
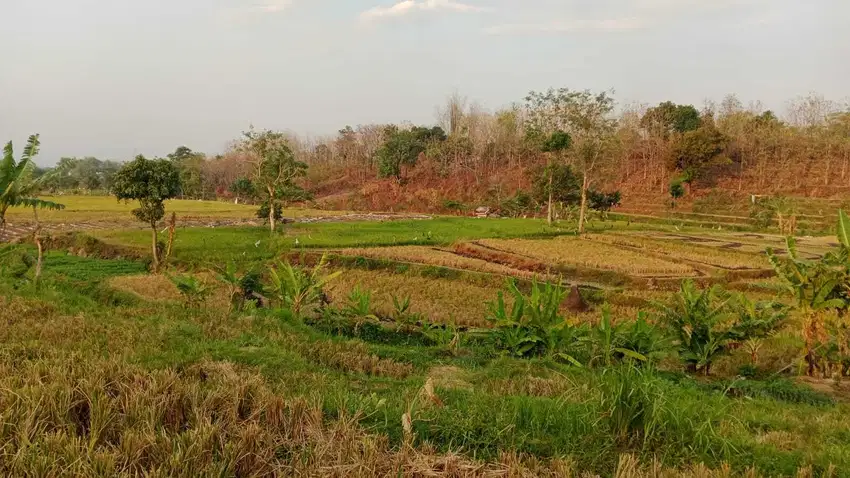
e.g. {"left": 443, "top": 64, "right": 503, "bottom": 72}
{"left": 267, "top": 255, "right": 340, "bottom": 319}
{"left": 167, "top": 274, "right": 209, "bottom": 308}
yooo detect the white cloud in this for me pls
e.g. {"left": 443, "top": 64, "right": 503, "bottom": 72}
{"left": 360, "top": 0, "right": 485, "bottom": 21}
{"left": 217, "top": 0, "right": 293, "bottom": 23}
{"left": 484, "top": 17, "right": 645, "bottom": 35}
{"left": 250, "top": 0, "right": 292, "bottom": 13}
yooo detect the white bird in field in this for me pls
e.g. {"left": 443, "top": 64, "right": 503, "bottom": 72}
{"left": 295, "top": 238, "right": 300, "bottom": 245}
{"left": 254, "top": 240, "right": 261, "bottom": 247}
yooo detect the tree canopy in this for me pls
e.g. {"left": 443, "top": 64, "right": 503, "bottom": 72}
{"left": 641, "top": 101, "right": 702, "bottom": 137}
{"left": 376, "top": 125, "right": 447, "bottom": 178}
{"left": 111, "top": 155, "right": 181, "bottom": 271}
{"left": 239, "top": 128, "right": 308, "bottom": 231}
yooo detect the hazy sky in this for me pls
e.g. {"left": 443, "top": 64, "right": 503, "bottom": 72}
{"left": 2, "top": 0, "right": 847, "bottom": 165}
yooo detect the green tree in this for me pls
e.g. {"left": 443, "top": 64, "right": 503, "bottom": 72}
{"left": 670, "top": 126, "right": 730, "bottom": 185}
{"left": 228, "top": 177, "right": 256, "bottom": 204}
{"left": 376, "top": 125, "right": 446, "bottom": 179}
{"left": 539, "top": 130, "right": 573, "bottom": 225}
{"left": 111, "top": 155, "right": 181, "bottom": 272}
{"left": 641, "top": 101, "right": 702, "bottom": 137}
{"left": 0, "top": 135, "right": 64, "bottom": 234}
{"left": 525, "top": 88, "right": 620, "bottom": 234}
{"left": 239, "top": 128, "right": 308, "bottom": 232}
{"left": 168, "top": 146, "right": 206, "bottom": 199}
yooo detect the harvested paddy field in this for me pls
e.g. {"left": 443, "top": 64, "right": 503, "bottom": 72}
{"left": 476, "top": 237, "right": 698, "bottom": 277}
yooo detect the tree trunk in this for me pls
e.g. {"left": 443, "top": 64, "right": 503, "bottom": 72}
{"left": 578, "top": 172, "right": 589, "bottom": 235}
{"left": 33, "top": 207, "right": 43, "bottom": 282}
{"left": 150, "top": 224, "right": 159, "bottom": 273}
{"left": 268, "top": 187, "right": 276, "bottom": 233}
{"left": 547, "top": 166, "right": 554, "bottom": 226}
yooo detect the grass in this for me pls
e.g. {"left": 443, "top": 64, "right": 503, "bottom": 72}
{"left": 91, "top": 217, "right": 574, "bottom": 265}
{"left": 478, "top": 237, "right": 697, "bottom": 277}
{"left": 5, "top": 194, "right": 348, "bottom": 224}
{"left": 5, "top": 217, "right": 850, "bottom": 475}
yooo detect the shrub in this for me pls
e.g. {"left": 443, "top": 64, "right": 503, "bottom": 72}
{"left": 656, "top": 281, "right": 735, "bottom": 375}
{"left": 486, "top": 279, "right": 587, "bottom": 363}
{"left": 267, "top": 255, "right": 340, "bottom": 319}
{"left": 167, "top": 274, "right": 210, "bottom": 308}
{"left": 656, "top": 281, "right": 785, "bottom": 375}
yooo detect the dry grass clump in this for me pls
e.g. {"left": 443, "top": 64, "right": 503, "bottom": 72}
{"left": 0, "top": 354, "right": 761, "bottom": 477}
{"left": 326, "top": 270, "right": 502, "bottom": 327}
{"left": 340, "top": 246, "right": 540, "bottom": 279}
{"left": 589, "top": 233, "right": 769, "bottom": 270}
{"left": 294, "top": 339, "right": 414, "bottom": 378}
{"left": 478, "top": 238, "right": 696, "bottom": 277}
{"left": 108, "top": 274, "right": 182, "bottom": 302}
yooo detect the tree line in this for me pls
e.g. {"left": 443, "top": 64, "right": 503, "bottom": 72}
{"left": 31, "top": 90, "right": 850, "bottom": 215}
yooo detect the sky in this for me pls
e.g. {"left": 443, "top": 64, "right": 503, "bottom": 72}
{"left": 1, "top": 0, "right": 848, "bottom": 166}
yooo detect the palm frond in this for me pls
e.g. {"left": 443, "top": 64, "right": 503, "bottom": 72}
{"left": 11, "top": 198, "right": 65, "bottom": 210}
{"left": 21, "top": 135, "right": 40, "bottom": 164}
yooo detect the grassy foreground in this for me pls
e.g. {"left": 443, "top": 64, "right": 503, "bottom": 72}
{"left": 2, "top": 243, "right": 850, "bottom": 476}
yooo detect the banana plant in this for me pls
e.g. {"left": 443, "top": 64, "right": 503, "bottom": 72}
{"left": 767, "top": 236, "right": 846, "bottom": 312}
{"left": 486, "top": 278, "right": 588, "bottom": 362}
{"left": 267, "top": 255, "right": 341, "bottom": 319}
{"left": 587, "top": 306, "right": 648, "bottom": 367}
{"left": 655, "top": 280, "right": 735, "bottom": 375}
{"left": 0, "top": 135, "right": 64, "bottom": 233}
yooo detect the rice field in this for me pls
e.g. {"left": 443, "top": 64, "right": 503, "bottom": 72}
{"left": 477, "top": 237, "right": 698, "bottom": 277}
{"left": 587, "top": 233, "right": 770, "bottom": 270}
{"left": 9, "top": 211, "right": 850, "bottom": 475}
{"left": 325, "top": 269, "right": 501, "bottom": 327}
{"left": 337, "top": 245, "right": 540, "bottom": 279}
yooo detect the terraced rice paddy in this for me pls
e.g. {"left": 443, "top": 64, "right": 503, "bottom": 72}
{"left": 476, "top": 237, "right": 697, "bottom": 277}
{"left": 325, "top": 269, "right": 502, "bottom": 327}
{"left": 337, "top": 245, "right": 539, "bottom": 279}
{"left": 587, "top": 233, "right": 770, "bottom": 270}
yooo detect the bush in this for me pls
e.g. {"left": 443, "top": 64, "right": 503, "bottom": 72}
{"left": 486, "top": 279, "right": 587, "bottom": 363}
{"left": 656, "top": 281, "right": 785, "bottom": 375}
{"left": 267, "top": 255, "right": 340, "bottom": 319}
{"left": 167, "top": 274, "right": 210, "bottom": 308}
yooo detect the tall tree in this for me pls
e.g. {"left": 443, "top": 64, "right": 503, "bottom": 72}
{"left": 168, "top": 146, "right": 206, "bottom": 199}
{"left": 376, "top": 125, "right": 446, "bottom": 179}
{"left": 111, "top": 155, "right": 181, "bottom": 272}
{"left": 239, "top": 128, "right": 308, "bottom": 232}
{"left": 669, "top": 125, "right": 730, "bottom": 186}
{"left": 0, "top": 134, "right": 64, "bottom": 235}
{"left": 641, "top": 101, "right": 702, "bottom": 138}
{"left": 539, "top": 130, "right": 573, "bottom": 225}
{"left": 525, "top": 88, "right": 619, "bottom": 234}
